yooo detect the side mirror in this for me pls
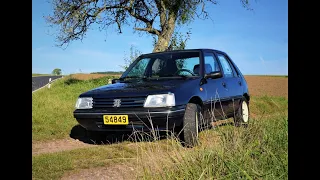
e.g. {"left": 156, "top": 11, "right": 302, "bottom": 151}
{"left": 111, "top": 79, "right": 120, "bottom": 84}
{"left": 204, "top": 71, "right": 222, "bottom": 79}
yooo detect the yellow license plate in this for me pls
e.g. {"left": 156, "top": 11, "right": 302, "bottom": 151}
{"left": 103, "top": 115, "right": 129, "bottom": 125}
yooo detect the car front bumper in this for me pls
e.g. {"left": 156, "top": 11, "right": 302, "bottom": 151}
{"left": 73, "top": 105, "right": 186, "bottom": 132}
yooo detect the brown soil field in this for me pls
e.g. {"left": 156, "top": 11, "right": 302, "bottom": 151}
{"left": 244, "top": 76, "right": 288, "bottom": 98}
{"left": 69, "top": 74, "right": 288, "bottom": 98}
{"left": 70, "top": 73, "right": 121, "bottom": 80}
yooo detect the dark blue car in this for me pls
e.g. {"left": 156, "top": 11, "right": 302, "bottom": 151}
{"left": 73, "top": 49, "right": 250, "bottom": 147}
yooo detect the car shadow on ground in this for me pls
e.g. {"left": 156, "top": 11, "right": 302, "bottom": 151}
{"left": 69, "top": 124, "right": 174, "bottom": 145}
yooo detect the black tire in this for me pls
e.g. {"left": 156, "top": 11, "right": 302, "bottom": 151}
{"left": 233, "top": 97, "right": 250, "bottom": 127}
{"left": 180, "top": 103, "right": 201, "bottom": 147}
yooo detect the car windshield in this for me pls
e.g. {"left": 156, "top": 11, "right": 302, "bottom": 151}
{"left": 122, "top": 51, "right": 200, "bottom": 79}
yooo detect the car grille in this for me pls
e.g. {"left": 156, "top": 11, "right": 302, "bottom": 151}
{"left": 92, "top": 96, "right": 147, "bottom": 109}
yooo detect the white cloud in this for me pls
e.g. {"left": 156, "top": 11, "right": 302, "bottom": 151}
{"left": 260, "top": 56, "right": 265, "bottom": 65}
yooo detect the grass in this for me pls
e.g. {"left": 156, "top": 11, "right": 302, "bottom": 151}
{"left": 32, "top": 73, "right": 52, "bottom": 77}
{"left": 139, "top": 96, "right": 288, "bottom": 179}
{"left": 32, "top": 144, "right": 137, "bottom": 179}
{"left": 32, "top": 76, "right": 287, "bottom": 179}
{"left": 32, "top": 75, "right": 118, "bottom": 142}
{"left": 143, "top": 110, "right": 287, "bottom": 179}
{"left": 32, "top": 91, "right": 288, "bottom": 179}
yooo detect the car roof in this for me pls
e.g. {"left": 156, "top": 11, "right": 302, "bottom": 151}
{"left": 141, "top": 48, "right": 227, "bottom": 56}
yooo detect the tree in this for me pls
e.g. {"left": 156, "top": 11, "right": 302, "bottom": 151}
{"left": 120, "top": 44, "right": 142, "bottom": 70}
{"left": 46, "top": 0, "right": 251, "bottom": 52}
{"left": 52, "top": 68, "right": 62, "bottom": 75}
{"left": 166, "top": 28, "right": 191, "bottom": 51}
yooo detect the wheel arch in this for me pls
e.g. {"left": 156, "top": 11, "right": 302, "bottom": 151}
{"left": 243, "top": 93, "right": 250, "bottom": 102}
{"left": 188, "top": 96, "right": 203, "bottom": 107}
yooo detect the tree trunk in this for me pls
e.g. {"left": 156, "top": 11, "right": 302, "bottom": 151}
{"left": 153, "top": 35, "right": 171, "bottom": 52}
{"left": 152, "top": 13, "right": 176, "bottom": 52}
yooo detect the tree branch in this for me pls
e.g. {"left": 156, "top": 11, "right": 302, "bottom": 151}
{"left": 155, "top": 0, "right": 167, "bottom": 30}
{"left": 46, "top": 0, "right": 249, "bottom": 49}
{"left": 128, "top": 8, "right": 152, "bottom": 26}
{"left": 134, "top": 27, "right": 161, "bottom": 35}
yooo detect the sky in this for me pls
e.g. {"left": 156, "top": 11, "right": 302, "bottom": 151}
{"left": 32, "top": 0, "right": 288, "bottom": 75}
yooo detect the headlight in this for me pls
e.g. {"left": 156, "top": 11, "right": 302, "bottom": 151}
{"left": 144, "top": 93, "right": 175, "bottom": 107}
{"left": 75, "top": 97, "right": 93, "bottom": 109}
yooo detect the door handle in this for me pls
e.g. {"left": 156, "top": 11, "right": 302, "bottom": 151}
{"left": 222, "top": 82, "right": 226, "bottom": 87}
{"left": 238, "top": 81, "right": 242, "bottom": 86}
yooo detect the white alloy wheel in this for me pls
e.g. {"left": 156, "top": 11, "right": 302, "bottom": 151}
{"left": 242, "top": 101, "right": 249, "bottom": 123}
{"left": 195, "top": 111, "right": 199, "bottom": 136}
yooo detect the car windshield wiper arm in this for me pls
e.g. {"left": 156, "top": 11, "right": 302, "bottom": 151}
{"left": 174, "top": 75, "right": 190, "bottom": 79}
{"left": 152, "top": 75, "right": 189, "bottom": 79}
{"left": 120, "top": 76, "right": 148, "bottom": 80}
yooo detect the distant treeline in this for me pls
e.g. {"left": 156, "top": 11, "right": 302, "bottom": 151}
{"left": 91, "top": 71, "right": 123, "bottom": 74}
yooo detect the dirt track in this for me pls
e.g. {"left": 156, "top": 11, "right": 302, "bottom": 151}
{"left": 32, "top": 139, "right": 95, "bottom": 155}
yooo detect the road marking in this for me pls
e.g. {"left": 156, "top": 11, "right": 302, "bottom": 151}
{"left": 32, "top": 76, "right": 63, "bottom": 93}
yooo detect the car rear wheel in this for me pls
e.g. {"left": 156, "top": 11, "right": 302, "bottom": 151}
{"left": 180, "top": 103, "right": 201, "bottom": 147}
{"left": 233, "top": 97, "right": 250, "bottom": 127}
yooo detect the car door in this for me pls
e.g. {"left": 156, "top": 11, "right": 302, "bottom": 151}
{"left": 215, "top": 52, "right": 243, "bottom": 116}
{"left": 202, "top": 51, "right": 230, "bottom": 122}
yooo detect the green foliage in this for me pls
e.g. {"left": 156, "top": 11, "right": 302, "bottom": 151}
{"left": 64, "top": 78, "right": 82, "bottom": 85}
{"left": 151, "top": 28, "right": 191, "bottom": 51}
{"left": 120, "top": 45, "right": 142, "bottom": 71}
{"left": 91, "top": 71, "right": 123, "bottom": 74}
{"left": 168, "top": 29, "right": 191, "bottom": 51}
{"left": 32, "top": 76, "right": 112, "bottom": 141}
{"left": 33, "top": 73, "right": 51, "bottom": 77}
{"left": 52, "top": 68, "right": 62, "bottom": 75}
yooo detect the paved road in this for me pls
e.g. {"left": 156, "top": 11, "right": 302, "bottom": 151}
{"left": 32, "top": 76, "right": 63, "bottom": 92}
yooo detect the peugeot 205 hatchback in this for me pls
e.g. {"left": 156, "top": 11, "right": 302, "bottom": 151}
{"left": 73, "top": 49, "right": 250, "bottom": 147}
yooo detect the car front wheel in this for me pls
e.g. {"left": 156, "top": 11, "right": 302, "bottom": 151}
{"left": 180, "top": 103, "right": 201, "bottom": 147}
{"left": 233, "top": 97, "right": 250, "bottom": 127}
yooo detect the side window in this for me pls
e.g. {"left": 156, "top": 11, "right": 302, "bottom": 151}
{"left": 203, "top": 53, "right": 221, "bottom": 74}
{"left": 216, "top": 54, "right": 235, "bottom": 78}
{"left": 175, "top": 57, "right": 200, "bottom": 76}
{"left": 151, "top": 58, "right": 164, "bottom": 76}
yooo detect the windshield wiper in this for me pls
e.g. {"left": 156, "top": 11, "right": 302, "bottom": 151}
{"left": 175, "top": 75, "right": 189, "bottom": 79}
{"left": 120, "top": 76, "right": 148, "bottom": 81}
{"left": 152, "top": 75, "right": 189, "bottom": 79}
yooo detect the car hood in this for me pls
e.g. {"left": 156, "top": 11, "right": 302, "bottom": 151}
{"left": 81, "top": 78, "right": 189, "bottom": 98}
